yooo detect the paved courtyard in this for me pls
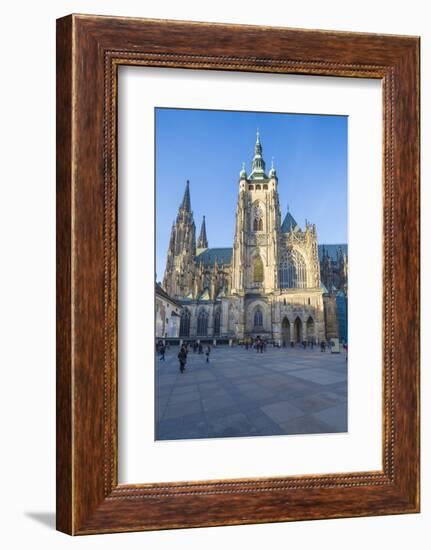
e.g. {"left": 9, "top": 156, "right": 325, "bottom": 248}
{"left": 155, "top": 345, "right": 347, "bottom": 440}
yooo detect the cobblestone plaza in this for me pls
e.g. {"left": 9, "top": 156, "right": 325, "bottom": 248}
{"left": 155, "top": 346, "right": 347, "bottom": 440}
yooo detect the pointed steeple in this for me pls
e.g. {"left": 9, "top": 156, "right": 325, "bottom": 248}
{"left": 180, "top": 180, "right": 191, "bottom": 212}
{"left": 281, "top": 210, "right": 299, "bottom": 233}
{"left": 197, "top": 215, "right": 208, "bottom": 249}
{"left": 269, "top": 156, "right": 277, "bottom": 178}
{"left": 250, "top": 129, "right": 267, "bottom": 180}
{"left": 168, "top": 220, "right": 176, "bottom": 247}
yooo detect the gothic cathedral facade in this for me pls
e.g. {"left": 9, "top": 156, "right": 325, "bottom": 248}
{"left": 162, "top": 132, "right": 326, "bottom": 345}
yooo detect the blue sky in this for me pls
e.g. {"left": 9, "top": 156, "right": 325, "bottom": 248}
{"left": 155, "top": 108, "right": 347, "bottom": 280}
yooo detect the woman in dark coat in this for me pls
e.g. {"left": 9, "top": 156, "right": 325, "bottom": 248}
{"left": 178, "top": 346, "right": 187, "bottom": 373}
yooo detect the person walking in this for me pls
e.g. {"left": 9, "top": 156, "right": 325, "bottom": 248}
{"left": 159, "top": 343, "right": 165, "bottom": 361}
{"left": 205, "top": 345, "right": 211, "bottom": 363}
{"left": 178, "top": 346, "right": 187, "bottom": 373}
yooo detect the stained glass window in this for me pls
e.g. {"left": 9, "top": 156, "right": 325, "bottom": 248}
{"left": 253, "top": 255, "right": 264, "bottom": 283}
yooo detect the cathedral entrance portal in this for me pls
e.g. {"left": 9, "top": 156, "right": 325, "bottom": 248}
{"left": 281, "top": 317, "right": 290, "bottom": 346}
{"left": 294, "top": 317, "right": 302, "bottom": 343}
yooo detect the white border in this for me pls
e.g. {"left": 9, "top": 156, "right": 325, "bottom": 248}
{"left": 118, "top": 66, "right": 382, "bottom": 484}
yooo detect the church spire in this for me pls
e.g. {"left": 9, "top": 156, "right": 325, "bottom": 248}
{"left": 197, "top": 215, "right": 208, "bottom": 249}
{"left": 250, "top": 129, "right": 267, "bottom": 180}
{"left": 269, "top": 156, "right": 277, "bottom": 178}
{"left": 180, "top": 180, "right": 191, "bottom": 212}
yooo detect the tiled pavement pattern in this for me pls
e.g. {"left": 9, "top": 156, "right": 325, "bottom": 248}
{"left": 155, "top": 345, "right": 347, "bottom": 440}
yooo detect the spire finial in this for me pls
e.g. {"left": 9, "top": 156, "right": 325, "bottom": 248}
{"left": 197, "top": 214, "right": 208, "bottom": 249}
{"left": 287, "top": 203, "right": 290, "bottom": 212}
{"left": 250, "top": 129, "right": 266, "bottom": 179}
{"left": 271, "top": 156, "right": 274, "bottom": 169}
{"left": 180, "top": 180, "right": 191, "bottom": 211}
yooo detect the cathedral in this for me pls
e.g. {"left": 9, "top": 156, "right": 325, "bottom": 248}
{"left": 162, "top": 131, "right": 345, "bottom": 345}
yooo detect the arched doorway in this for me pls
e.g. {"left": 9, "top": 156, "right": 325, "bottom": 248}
{"left": 281, "top": 317, "right": 290, "bottom": 346}
{"left": 294, "top": 317, "right": 302, "bottom": 343}
{"left": 306, "top": 316, "right": 315, "bottom": 341}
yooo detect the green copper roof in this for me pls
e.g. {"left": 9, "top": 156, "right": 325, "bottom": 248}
{"left": 249, "top": 129, "right": 268, "bottom": 180}
{"left": 318, "top": 244, "right": 348, "bottom": 261}
{"left": 196, "top": 247, "right": 232, "bottom": 266}
{"left": 281, "top": 212, "right": 299, "bottom": 233}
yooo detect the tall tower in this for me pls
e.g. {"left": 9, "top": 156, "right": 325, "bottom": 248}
{"left": 231, "top": 131, "right": 281, "bottom": 294}
{"left": 162, "top": 180, "right": 196, "bottom": 298}
{"left": 196, "top": 215, "right": 208, "bottom": 252}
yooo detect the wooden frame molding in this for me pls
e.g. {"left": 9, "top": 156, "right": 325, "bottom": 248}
{"left": 56, "top": 14, "right": 420, "bottom": 534}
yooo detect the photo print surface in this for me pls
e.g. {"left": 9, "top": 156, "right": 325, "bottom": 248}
{"left": 155, "top": 107, "right": 348, "bottom": 441}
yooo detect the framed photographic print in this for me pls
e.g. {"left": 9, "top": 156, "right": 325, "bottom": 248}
{"left": 56, "top": 14, "right": 420, "bottom": 534}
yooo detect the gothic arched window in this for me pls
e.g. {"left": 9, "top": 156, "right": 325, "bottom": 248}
{"left": 278, "top": 249, "right": 307, "bottom": 289}
{"left": 214, "top": 309, "right": 221, "bottom": 336}
{"left": 179, "top": 308, "right": 191, "bottom": 337}
{"left": 252, "top": 205, "right": 263, "bottom": 232}
{"left": 253, "top": 255, "right": 264, "bottom": 283}
{"left": 253, "top": 217, "right": 264, "bottom": 231}
{"left": 197, "top": 309, "right": 209, "bottom": 336}
{"left": 254, "top": 308, "right": 263, "bottom": 327}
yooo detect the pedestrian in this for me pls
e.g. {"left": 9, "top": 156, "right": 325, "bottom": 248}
{"left": 159, "top": 343, "right": 165, "bottom": 361}
{"left": 178, "top": 346, "right": 187, "bottom": 373}
{"left": 198, "top": 342, "right": 203, "bottom": 354}
{"left": 205, "top": 345, "right": 211, "bottom": 363}
{"left": 302, "top": 340, "right": 306, "bottom": 350}
{"left": 320, "top": 340, "right": 326, "bottom": 352}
